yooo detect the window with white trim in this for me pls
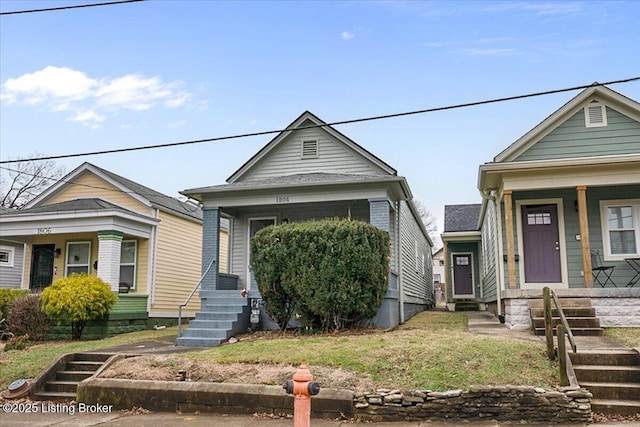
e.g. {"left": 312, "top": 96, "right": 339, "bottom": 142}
{"left": 0, "top": 245, "right": 15, "bottom": 267}
{"left": 601, "top": 200, "right": 640, "bottom": 259}
{"left": 66, "top": 241, "right": 91, "bottom": 276}
{"left": 120, "top": 240, "right": 137, "bottom": 289}
{"left": 434, "top": 274, "right": 441, "bottom": 284}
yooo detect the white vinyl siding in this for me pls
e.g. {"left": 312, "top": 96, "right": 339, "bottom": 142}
{"left": 600, "top": 199, "right": 640, "bottom": 260}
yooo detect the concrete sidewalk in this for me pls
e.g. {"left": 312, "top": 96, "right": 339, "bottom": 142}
{"left": 1, "top": 410, "right": 632, "bottom": 427}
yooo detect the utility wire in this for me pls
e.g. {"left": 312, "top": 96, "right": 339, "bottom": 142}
{"left": 0, "top": 0, "right": 146, "bottom": 16}
{"left": 1, "top": 77, "right": 639, "bottom": 165}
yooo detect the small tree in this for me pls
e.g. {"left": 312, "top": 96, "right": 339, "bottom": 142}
{"left": 0, "top": 154, "right": 66, "bottom": 208}
{"left": 40, "top": 274, "right": 117, "bottom": 340}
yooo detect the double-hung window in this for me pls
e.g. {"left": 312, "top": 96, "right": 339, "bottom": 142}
{"left": 120, "top": 240, "right": 137, "bottom": 289}
{"left": 0, "top": 245, "right": 15, "bottom": 267}
{"left": 66, "top": 241, "right": 91, "bottom": 276}
{"left": 601, "top": 200, "right": 640, "bottom": 260}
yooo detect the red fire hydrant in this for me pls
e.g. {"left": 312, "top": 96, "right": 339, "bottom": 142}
{"left": 284, "top": 359, "right": 320, "bottom": 427}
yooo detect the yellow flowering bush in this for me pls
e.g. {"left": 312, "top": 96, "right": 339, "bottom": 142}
{"left": 40, "top": 274, "right": 117, "bottom": 340}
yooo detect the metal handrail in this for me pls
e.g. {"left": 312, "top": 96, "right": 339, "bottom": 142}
{"left": 550, "top": 289, "right": 577, "bottom": 353}
{"left": 177, "top": 258, "right": 216, "bottom": 338}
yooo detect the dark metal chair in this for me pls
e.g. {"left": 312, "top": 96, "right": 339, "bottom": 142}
{"left": 591, "top": 250, "right": 616, "bottom": 287}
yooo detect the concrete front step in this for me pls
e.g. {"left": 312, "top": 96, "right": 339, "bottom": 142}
{"left": 55, "top": 370, "right": 95, "bottom": 382}
{"left": 531, "top": 316, "right": 601, "bottom": 329}
{"left": 181, "top": 327, "right": 232, "bottom": 340}
{"left": 66, "top": 360, "right": 105, "bottom": 372}
{"left": 591, "top": 398, "right": 640, "bottom": 416}
{"left": 534, "top": 327, "right": 604, "bottom": 336}
{"left": 530, "top": 307, "right": 596, "bottom": 317}
{"left": 573, "top": 365, "right": 640, "bottom": 383}
{"left": 42, "top": 380, "right": 78, "bottom": 393}
{"left": 201, "top": 304, "right": 246, "bottom": 313}
{"left": 33, "top": 391, "right": 77, "bottom": 401}
{"left": 528, "top": 297, "right": 593, "bottom": 309}
{"left": 579, "top": 382, "right": 640, "bottom": 400}
{"left": 73, "top": 352, "right": 113, "bottom": 362}
{"left": 185, "top": 320, "right": 234, "bottom": 330}
{"left": 175, "top": 336, "right": 225, "bottom": 347}
{"left": 195, "top": 311, "right": 240, "bottom": 321}
{"left": 570, "top": 350, "right": 640, "bottom": 366}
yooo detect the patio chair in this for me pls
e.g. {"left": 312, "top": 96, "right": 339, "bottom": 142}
{"left": 590, "top": 250, "right": 616, "bottom": 287}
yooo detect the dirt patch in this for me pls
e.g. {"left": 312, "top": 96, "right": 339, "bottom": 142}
{"left": 99, "top": 355, "right": 378, "bottom": 393}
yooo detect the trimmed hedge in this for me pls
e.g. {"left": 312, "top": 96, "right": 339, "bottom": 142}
{"left": 250, "top": 219, "right": 389, "bottom": 331}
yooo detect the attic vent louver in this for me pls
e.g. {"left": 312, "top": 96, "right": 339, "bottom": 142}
{"left": 301, "top": 140, "right": 318, "bottom": 159}
{"left": 584, "top": 102, "right": 607, "bottom": 128}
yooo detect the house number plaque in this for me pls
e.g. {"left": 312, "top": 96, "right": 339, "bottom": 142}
{"left": 275, "top": 196, "right": 290, "bottom": 204}
{"left": 37, "top": 227, "right": 52, "bottom": 234}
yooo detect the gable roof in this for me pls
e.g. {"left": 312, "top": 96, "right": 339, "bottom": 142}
{"left": 226, "top": 111, "right": 397, "bottom": 182}
{"left": 494, "top": 84, "right": 640, "bottom": 163}
{"left": 444, "top": 204, "right": 482, "bottom": 232}
{"left": 2, "top": 197, "right": 150, "bottom": 219}
{"left": 24, "top": 162, "right": 202, "bottom": 221}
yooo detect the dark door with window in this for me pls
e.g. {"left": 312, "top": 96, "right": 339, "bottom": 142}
{"left": 522, "top": 204, "right": 562, "bottom": 283}
{"left": 453, "top": 254, "right": 473, "bottom": 296}
{"left": 30, "top": 244, "right": 55, "bottom": 291}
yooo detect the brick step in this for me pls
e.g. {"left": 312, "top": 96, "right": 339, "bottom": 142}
{"left": 32, "top": 391, "right": 76, "bottom": 401}
{"left": 534, "top": 327, "right": 604, "bottom": 336}
{"left": 531, "top": 317, "right": 601, "bottom": 329}
{"left": 579, "top": 382, "right": 640, "bottom": 400}
{"left": 55, "top": 370, "right": 95, "bottom": 382}
{"left": 573, "top": 365, "right": 640, "bottom": 383}
{"left": 570, "top": 350, "right": 640, "bottom": 366}
{"left": 591, "top": 398, "right": 640, "bottom": 416}
{"left": 530, "top": 307, "right": 596, "bottom": 318}
{"left": 66, "top": 360, "right": 104, "bottom": 372}
{"left": 43, "top": 380, "right": 78, "bottom": 393}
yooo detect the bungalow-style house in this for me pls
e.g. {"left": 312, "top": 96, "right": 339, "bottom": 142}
{"left": 177, "top": 111, "right": 433, "bottom": 346}
{"left": 442, "top": 84, "right": 640, "bottom": 328}
{"left": 0, "top": 162, "right": 228, "bottom": 331}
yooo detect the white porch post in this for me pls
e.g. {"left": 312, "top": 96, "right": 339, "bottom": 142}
{"left": 97, "top": 230, "right": 123, "bottom": 292}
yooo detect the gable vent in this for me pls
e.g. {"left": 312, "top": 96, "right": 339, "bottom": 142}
{"left": 301, "top": 140, "right": 319, "bottom": 159}
{"left": 584, "top": 103, "right": 607, "bottom": 128}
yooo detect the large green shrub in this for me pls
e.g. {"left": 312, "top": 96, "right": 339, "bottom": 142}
{"left": 40, "top": 274, "right": 117, "bottom": 340}
{"left": 251, "top": 219, "right": 390, "bottom": 331}
{"left": 7, "top": 293, "right": 49, "bottom": 341}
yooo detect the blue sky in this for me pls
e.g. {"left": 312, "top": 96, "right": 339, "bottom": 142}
{"left": 1, "top": 0, "right": 639, "bottom": 232}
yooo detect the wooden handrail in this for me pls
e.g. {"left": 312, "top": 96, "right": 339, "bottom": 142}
{"left": 550, "top": 289, "right": 577, "bottom": 353}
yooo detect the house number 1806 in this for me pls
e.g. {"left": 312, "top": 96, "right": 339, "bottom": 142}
{"left": 37, "top": 228, "right": 52, "bottom": 234}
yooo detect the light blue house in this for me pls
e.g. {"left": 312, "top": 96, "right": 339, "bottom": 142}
{"left": 442, "top": 84, "right": 640, "bottom": 328}
{"left": 178, "top": 111, "right": 433, "bottom": 346}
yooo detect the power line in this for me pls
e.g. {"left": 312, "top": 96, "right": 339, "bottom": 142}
{"left": 0, "top": 0, "right": 147, "bottom": 16}
{"left": 1, "top": 77, "right": 639, "bottom": 165}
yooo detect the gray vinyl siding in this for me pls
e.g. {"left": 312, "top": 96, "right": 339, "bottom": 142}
{"left": 515, "top": 107, "right": 640, "bottom": 161}
{"left": 480, "top": 201, "right": 497, "bottom": 302}
{"left": 238, "top": 125, "right": 390, "bottom": 182}
{"left": 0, "top": 241, "right": 24, "bottom": 288}
{"left": 230, "top": 201, "right": 371, "bottom": 290}
{"left": 399, "top": 201, "right": 433, "bottom": 306}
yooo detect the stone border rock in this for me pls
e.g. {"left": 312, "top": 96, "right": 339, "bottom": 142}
{"left": 77, "top": 378, "right": 592, "bottom": 424}
{"left": 354, "top": 385, "right": 593, "bottom": 424}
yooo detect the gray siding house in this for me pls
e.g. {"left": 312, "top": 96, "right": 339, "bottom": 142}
{"left": 442, "top": 84, "right": 640, "bottom": 328}
{"left": 178, "top": 111, "right": 433, "bottom": 346}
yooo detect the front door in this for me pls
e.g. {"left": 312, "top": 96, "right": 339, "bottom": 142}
{"left": 453, "top": 254, "right": 473, "bottom": 297}
{"left": 521, "top": 204, "right": 562, "bottom": 283}
{"left": 30, "top": 244, "right": 55, "bottom": 291}
{"left": 247, "top": 217, "right": 276, "bottom": 290}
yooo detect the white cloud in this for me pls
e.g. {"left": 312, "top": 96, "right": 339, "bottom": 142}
{"left": 168, "top": 120, "right": 186, "bottom": 128}
{"left": 341, "top": 31, "right": 355, "bottom": 40}
{"left": 1, "top": 66, "right": 193, "bottom": 125}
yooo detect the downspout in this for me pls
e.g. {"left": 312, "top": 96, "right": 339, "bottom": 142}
{"left": 479, "top": 189, "right": 502, "bottom": 317}
{"left": 397, "top": 201, "right": 405, "bottom": 324}
{"left": 148, "top": 208, "right": 160, "bottom": 314}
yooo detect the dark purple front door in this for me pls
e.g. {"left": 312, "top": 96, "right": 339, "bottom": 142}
{"left": 521, "top": 204, "right": 562, "bottom": 283}
{"left": 453, "top": 254, "right": 473, "bottom": 296}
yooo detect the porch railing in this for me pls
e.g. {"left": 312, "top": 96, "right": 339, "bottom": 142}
{"left": 543, "top": 286, "right": 577, "bottom": 386}
{"left": 177, "top": 258, "right": 216, "bottom": 338}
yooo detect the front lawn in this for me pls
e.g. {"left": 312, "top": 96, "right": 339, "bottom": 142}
{"left": 605, "top": 327, "right": 640, "bottom": 348}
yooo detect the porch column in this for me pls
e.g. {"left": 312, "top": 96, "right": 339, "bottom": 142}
{"left": 369, "top": 198, "right": 390, "bottom": 232}
{"left": 577, "top": 186, "right": 593, "bottom": 287}
{"left": 97, "top": 230, "right": 123, "bottom": 292}
{"left": 503, "top": 190, "right": 517, "bottom": 289}
{"left": 202, "top": 207, "right": 220, "bottom": 291}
